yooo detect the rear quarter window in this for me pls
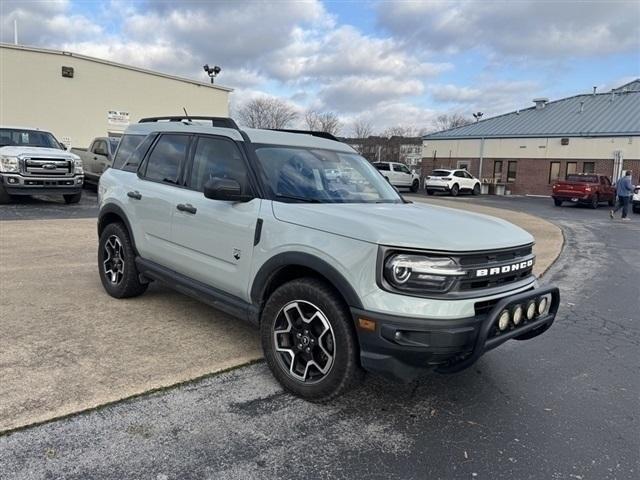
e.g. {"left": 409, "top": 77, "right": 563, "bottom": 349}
{"left": 112, "top": 134, "right": 145, "bottom": 170}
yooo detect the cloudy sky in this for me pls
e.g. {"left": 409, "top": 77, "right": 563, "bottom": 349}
{"left": 2, "top": 0, "right": 639, "bottom": 133}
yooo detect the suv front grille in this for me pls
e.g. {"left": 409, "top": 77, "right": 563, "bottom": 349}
{"left": 22, "top": 158, "right": 74, "bottom": 177}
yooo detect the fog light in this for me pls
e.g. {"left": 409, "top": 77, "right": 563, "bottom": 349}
{"left": 497, "top": 310, "right": 510, "bottom": 331}
{"left": 537, "top": 296, "right": 548, "bottom": 316}
{"left": 526, "top": 300, "right": 536, "bottom": 320}
{"left": 512, "top": 305, "right": 523, "bottom": 325}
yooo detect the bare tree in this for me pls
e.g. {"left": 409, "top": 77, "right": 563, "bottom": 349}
{"left": 304, "top": 110, "right": 342, "bottom": 136}
{"left": 236, "top": 97, "right": 298, "bottom": 129}
{"left": 433, "top": 113, "right": 472, "bottom": 132}
{"left": 351, "top": 117, "right": 373, "bottom": 139}
{"left": 382, "top": 125, "right": 419, "bottom": 138}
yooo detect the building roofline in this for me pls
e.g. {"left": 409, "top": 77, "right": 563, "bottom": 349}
{"left": 0, "top": 43, "right": 234, "bottom": 93}
{"left": 423, "top": 132, "right": 640, "bottom": 141}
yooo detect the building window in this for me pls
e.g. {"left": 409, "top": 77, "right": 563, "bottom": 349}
{"left": 549, "top": 161, "right": 561, "bottom": 183}
{"left": 583, "top": 162, "right": 595, "bottom": 174}
{"left": 493, "top": 160, "right": 503, "bottom": 182}
{"left": 507, "top": 161, "right": 517, "bottom": 182}
{"left": 566, "top": 162, "right": 577, "bottom": 178}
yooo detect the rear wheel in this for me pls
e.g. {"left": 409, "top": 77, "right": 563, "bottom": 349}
{"left": 64, "top": 192, "right": 82, "bottom": 204}
{"left": 410, "top": 179, "right": 419, "bottom": 193}
{"left": 98, "top": 222, "right": 148, "bottom": 298}
{"left": 472, "top": 183, "right": 480, "bottom": 196}
{"left": 608, "top": 197, "right": 615, "bottom": 207}
{"left": 554, "top": 199, "right": 563, "bottom": 207}
{"left": 261, "top": 278, "right": 363, "bottom": 402}
{"left": 450, "top": 184, "right": 459, "bottom": 197}
{"left": 589, "top": 195, "right": 599, "bottom": 209}
{"left": 0, "top": 184, "right": 12, "bottom": 204}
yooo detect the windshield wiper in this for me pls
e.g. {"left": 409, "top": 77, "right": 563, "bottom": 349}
{"left": 274, "top": 194, "right": 322, "bottom": 203}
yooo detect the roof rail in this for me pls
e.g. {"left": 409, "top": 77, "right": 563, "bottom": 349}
{"left": 268, "top": 129, "right": 340, "bottom": 142}
{"left": 138, "top": 116, "right": 239, "bottom": 130}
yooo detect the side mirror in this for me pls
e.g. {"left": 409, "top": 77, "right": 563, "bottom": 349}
{"left": 203, "top": 177, "right": 252, "bottom": 202}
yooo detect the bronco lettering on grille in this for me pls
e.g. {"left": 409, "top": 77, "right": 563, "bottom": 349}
{"left": 475, "top": 259, "right": 534, "bottom": 278}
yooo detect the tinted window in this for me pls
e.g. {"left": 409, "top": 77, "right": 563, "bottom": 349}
{"left": 93, "top": 140, "right": 108, "bottom": 156}
{"left": 454, "top": 171, "right": 465, "bottom": 178}
{"left": 189, "top": 136, "right": 248, "bottom": 193}
{"left": 143, "top": 134, "right": 189, "bottom": 184}
{"left": 397, "top": 164, "right": 411, "bottom": 174}
{"left": 112, "top": 134, "right": 145, "bottom": 170}
{"left": 374, "top": 163, "right": 390, "bottom": 171}
{"left": 430, "top": 170, "right": 451, "bottom": 177}
{"left": 0, "top": 128, "right": 62, "bottom": 149}
{"left": 566, "top": 174, "right": 598, "bottom": 183}
{"left": 464, "top": 172, "right": 473, "bottom": 179}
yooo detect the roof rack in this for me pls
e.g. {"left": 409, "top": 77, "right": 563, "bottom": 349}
{"left": 138, "top": 116, "right": 239, "bottom": 130}
{"left": 269, "top": 129, "right": 340, "bottom": 142}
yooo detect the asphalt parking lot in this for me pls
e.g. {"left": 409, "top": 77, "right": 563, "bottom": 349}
{"left": 1, "top": 193, "right": 638, "bottom": 479}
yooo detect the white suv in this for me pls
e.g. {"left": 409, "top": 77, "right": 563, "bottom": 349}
{"left": 425, "top": 169, "right": 481, "bottom": 196}
{"left": 373, "top": 161, "right": 420, "bottom": 192}
{"left": 97, "top": 116, "right": 559, "bottom": 401}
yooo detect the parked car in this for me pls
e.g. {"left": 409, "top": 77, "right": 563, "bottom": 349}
{"left": 0, "top": 126, "right": 84, "bottom": 204}
{"left": 373, "top": 161, "right": 420, "bottom": 192}
{"left": 633, "top": 186, "right": 640, "bottom": 214}
{"left": 425, "top": 169, "right": 481, "bottom": 196}
{"left": 71, "top": 137, "right": 119, "bottom": 184}
{"left": 97, "top": 115, "right": 559, "bottom": 401}
{"left": 552, "top": 174, "right": 615, "bottom": 208}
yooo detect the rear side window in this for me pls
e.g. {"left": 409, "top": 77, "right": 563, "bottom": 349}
{"left": 142, "top": 134, "right": 190, "bottom": 184}
{"left": 374, "top": 163, "right": 390, "bottom": 171}
{"left": 112, "top": 134, "right": 145, "bottom": 170}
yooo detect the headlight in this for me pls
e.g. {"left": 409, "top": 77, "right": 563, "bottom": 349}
{"left": 383, "top": 253, "right": 465, "bottom": 293}
{"left": 73, "top": 158, "right": 84, "bottom": 174}
{"left": 0, "top": 156, "right": 19, "bottom": 173}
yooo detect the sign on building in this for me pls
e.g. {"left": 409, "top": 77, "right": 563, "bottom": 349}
{"left": 107, "top": 110, "right": 130, "bottom": 126}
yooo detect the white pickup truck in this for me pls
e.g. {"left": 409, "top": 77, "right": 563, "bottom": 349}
{"left": 71, "top": 137, "right": 119, "bottom": 184}
{"left": 0, "top": 126, "right": 84, "bottom": 204}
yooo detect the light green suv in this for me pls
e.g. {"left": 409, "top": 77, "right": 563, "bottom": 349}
{"left": 97, "top": 116, "right": 559, "bottom": 401}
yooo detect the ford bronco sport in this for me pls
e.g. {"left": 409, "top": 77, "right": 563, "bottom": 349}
{"left": 97, "top": 116, "right": 559, "bottom": 401}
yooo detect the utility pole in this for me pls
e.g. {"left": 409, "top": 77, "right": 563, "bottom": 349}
{"left": 14, "top": 20, "right": 19, "bottom": 45}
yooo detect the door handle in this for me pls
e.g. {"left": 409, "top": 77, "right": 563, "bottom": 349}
{"left": 177, "top": 203, "right": 197, "bottom": 214}
{"left": 127, "top": 191, "right": 142, "bottom": 200}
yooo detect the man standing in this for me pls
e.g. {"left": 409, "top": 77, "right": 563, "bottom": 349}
{"left": 610, "top": 170, "right": 634, "bottom": 221}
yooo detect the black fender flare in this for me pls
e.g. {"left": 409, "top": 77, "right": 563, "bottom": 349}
{"left": 97, "top": 204, "right": 139, "bottom": 255}
{"left": 250, "top": 252, "right": 364, "bottom": 310}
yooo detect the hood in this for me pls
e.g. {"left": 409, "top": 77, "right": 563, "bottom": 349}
{"left": 272, "top": 201, "right": 533, "bottom": 251}
{"left": 0, "top": 146, "right": 79, "bottom": 160}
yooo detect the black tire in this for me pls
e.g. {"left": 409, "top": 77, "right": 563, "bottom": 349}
{"left": 64, "top": 192, "right": 82, "bottom": 204}
{"left": 589, "top": 195, "right": 599, "bottom": 209}
{"left": 554, "top": 199, "right": 563, "bottom": 207}
{"left": 410, "top": 179, "right": 419, "bottom": 193}
{"left": 98, "top": 222, "right": 148, "bottom": 298}
{"left": 0, "top": 184, "right": 12, "bottom": 204}
{"left": 450, "top": 184, "right": 459, "bottom": 197}
{"left": 261, "top": 277, "right": 364, "bottom": 402}
{"left": 472, "top": 183, "right": 480, "bottom": 195}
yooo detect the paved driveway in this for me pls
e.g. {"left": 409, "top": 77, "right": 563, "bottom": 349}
{"left": 1, "top": 196, "right": 638, "bottom": 479}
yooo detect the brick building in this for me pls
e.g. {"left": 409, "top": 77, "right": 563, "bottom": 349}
{"left": 422, "top": 80, "right": 640, "bottom": 195}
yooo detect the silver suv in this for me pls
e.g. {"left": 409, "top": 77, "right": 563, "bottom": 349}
{"left": 97, "top": 116, "right": 559, "bottom": 401}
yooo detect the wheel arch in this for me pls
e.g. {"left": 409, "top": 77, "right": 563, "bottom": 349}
{"left": 97, "top": 204, "right": 139, "bottom": 255}
{"left": 251, "top": 252, "right": 364, "bottom": 319}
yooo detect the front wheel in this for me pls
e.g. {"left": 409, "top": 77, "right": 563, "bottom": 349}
{"left": 0, "top": 184, "right": 12, "bottom": 204}
{"left": 472, "top": 183, "right": 480, "bottom": 196}
{"left": 554, "top": 199, "right": 563, "bottom": 207}
{"left": 450, "top": 184, "right": 459, "bottom": 197}
{"left": 64, "top": 192, "right": 82, "bottom": 204}
{"left": 261, "top": 278, "right": 363, "bottom": 402}
{"left": 98, "top": 222, "right": 148, "bottom": 298}
{"left": 608, "top": 197, "right": 615, "bottom": 207}
{"left": 589, "top": 195, "right": 599, "bottom": 209}
{"left": 410, "top": 179, "right": 419, "bottom": 193}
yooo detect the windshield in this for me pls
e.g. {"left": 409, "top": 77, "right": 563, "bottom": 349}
{"left": 566, "top": 174, "right": 598, "bottom": 183}
{"left": 0, "top": 129, "right": 63, "bottom": 149}
{"left": 254, "top": 146, "right": 402, "bottom": 204}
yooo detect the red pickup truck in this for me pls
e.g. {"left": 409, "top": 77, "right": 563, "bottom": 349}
{"left": 552, "top": 174, "right": 616, "bottom": 209}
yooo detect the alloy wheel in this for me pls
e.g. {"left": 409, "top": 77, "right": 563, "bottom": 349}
{"left": 103, "top": 235, "right": 125, "bottom": 285}
{"left": 273, "top": 300, "right": 335, "bottom": 383}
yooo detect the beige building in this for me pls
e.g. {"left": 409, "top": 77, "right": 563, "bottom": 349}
{"left": 422, "top": 80, "right": 640, "bottom": 195}
{"left": 0, "top": 43, "right": 232, "bottom": 148}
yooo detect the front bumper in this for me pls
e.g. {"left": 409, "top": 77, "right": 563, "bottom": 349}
{"left": 352, "top": 285, "right": 560, "bottom": 382}
{"left": 1, "top": 173, "right": 84, "bottom": 195}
